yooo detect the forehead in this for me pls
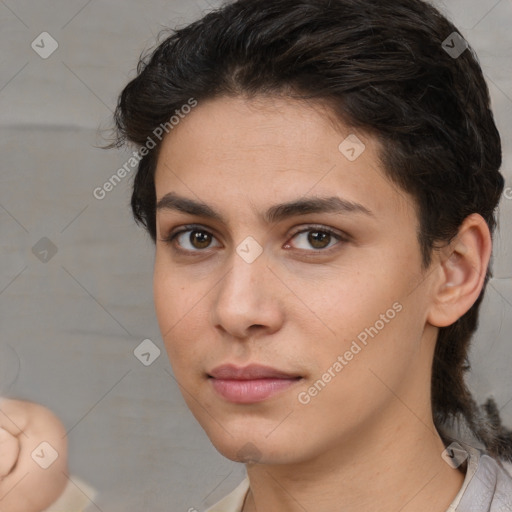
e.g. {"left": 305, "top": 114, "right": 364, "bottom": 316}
{"left": 154, "top": 95, "right": 416, "bottom": 224}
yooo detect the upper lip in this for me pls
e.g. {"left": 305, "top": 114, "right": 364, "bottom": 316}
{"left": 208, "top": 364, "right": 302, "bottom": 380}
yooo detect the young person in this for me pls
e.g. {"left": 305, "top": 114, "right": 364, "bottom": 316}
{"left": 107, "top": 0, "right": 512, "bottom": 509}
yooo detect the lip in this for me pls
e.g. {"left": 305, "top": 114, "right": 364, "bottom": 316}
{"left": 208, "top": 364, "right": 301, "bottom": 380}
{"left": 208, "top": 364, "right": 303, "bottom": 403}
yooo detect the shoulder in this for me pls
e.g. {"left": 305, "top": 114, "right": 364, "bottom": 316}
{"left": 451, "top": 443, "right": 512, "bottom": 511}
{"left": 204, "top": 477, "right": 250, "bottom": 512}
{"left": 43, "top": 476, "right": 97, "bottom": 512}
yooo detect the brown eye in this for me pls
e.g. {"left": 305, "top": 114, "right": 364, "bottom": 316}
{"left": 161, "top": 225, "right": 222, "bottom": 252}
{"left": 288, "top": 226, "right": 344, "bottom": 251}
{"left": 307, "top": 231, "right": 331, "bottom": 249}
{"left": 189, "top": 230, "right": 212, "bottom": 249}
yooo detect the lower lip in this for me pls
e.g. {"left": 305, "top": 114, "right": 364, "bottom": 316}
{"left": 210, "top": 377, "right": 301, "bottom": 403}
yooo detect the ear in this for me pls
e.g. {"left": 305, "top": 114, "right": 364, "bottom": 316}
{"left": 427, "top": 213, "right": 492, "bottom": 328}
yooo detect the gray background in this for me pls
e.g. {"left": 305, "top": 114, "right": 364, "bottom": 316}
{"left": 0, "top": 0, "right": 511, "bottom": 510}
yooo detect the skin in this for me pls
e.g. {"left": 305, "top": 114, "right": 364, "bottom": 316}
{"left": 0, "top": 399, "right": 68, "bottom": 512}
{"left": 152, "top": 95, "right": 491, "bottom": 512}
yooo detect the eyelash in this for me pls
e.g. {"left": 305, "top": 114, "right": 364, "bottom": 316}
{"left": 159, "top": 224, "right": 349, "bottom": 255}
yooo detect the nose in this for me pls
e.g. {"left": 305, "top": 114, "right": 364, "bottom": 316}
{"left": 211, "top": 249, "right": 285, "bottom": 340}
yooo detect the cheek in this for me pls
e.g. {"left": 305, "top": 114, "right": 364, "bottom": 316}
{"left": 295, "top": 267, "right": 383, "bottom": 337}
{"left": 153, "top": 261, "right": 211, "bottom": 373}
{"left": 153, "top": 254, "right": 201, "bottom": 329}
{"left": 153, "top": 266, "right": 178, "bottom": 333}
{"left": 153, "top": 264, "right": 190, "bottom": 357}
{"left": 296, "top": 305, "right": 419, "bottom": 429}
{"left": 301, "top": 259, "right": 419, "bottom": 370}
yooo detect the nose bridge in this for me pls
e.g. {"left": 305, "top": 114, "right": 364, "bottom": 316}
{"left": 221, "top": 245, "right": 267, "bottom": 303}
{"left": 212, "top": 244, "right": 282, "bottom": 336}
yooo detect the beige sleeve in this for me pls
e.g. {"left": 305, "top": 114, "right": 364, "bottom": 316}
{"left": 42, "top": 476, "right": 97, "bottom": 512}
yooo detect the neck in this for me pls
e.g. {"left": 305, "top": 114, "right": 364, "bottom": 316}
{"left": 242, "top": 406, "right": 465, "bottom": 512}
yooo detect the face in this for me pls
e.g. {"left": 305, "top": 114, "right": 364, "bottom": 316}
{"left": 153, "top": 95, "right": 438, "bottom": 465}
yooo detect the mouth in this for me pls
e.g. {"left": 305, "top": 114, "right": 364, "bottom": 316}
{"left": 207, "top": 364, "right": 303, "bottom": 404}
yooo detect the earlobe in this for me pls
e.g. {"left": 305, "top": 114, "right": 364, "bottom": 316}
{"left": 427, "top": 213, "right": 492, "bottom": 328}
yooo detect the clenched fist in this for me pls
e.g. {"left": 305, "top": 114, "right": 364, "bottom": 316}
{"left": 0, "top": 399, "right": 68, "bottom": 512}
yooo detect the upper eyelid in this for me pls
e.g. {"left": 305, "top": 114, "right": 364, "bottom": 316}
{"left": 164, "top": 224, "right": 221, "bottom": 242}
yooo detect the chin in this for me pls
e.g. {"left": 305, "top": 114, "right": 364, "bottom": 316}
{"left": 204, "top": 426, "right": 302, "bottom": 465}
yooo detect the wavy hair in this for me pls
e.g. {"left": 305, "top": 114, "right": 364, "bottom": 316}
{"left": 107, "top": 0, "right": 511, "bottom": 461}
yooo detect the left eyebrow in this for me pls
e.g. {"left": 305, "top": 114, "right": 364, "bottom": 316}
{"left": 263, "top": 195, "right": 374, "bottom": 223}
{"left": 155, "top": 192, "right": 374, "bottom": 224}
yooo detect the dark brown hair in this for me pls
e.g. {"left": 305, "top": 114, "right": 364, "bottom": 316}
{"left": 107, "top": 0, "right": 511, "bottom": 460}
